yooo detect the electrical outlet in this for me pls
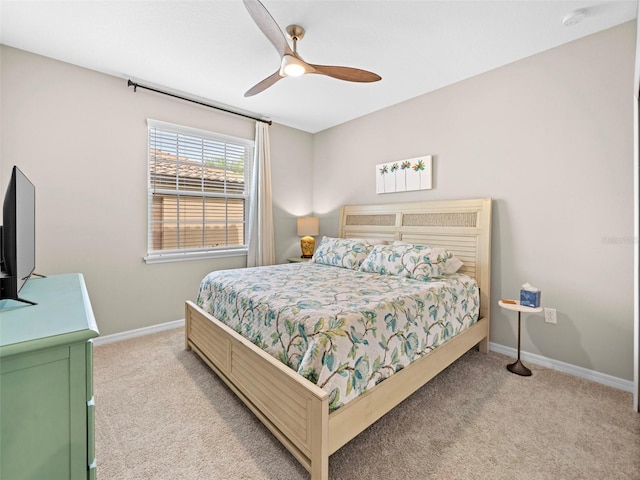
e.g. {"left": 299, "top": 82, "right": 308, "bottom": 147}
{"left": 544, "top": 307, "right": 557, "bottom": 324}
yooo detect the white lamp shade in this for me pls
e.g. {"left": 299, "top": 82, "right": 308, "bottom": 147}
{"left": 297, "top": 217, "right": 319, "bottom": 236}
{"left": 280, "top": 55, "right": 307, "bottom": 77}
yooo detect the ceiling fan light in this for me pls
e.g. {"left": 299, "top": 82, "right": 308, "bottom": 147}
{"left": 280, "top": 55, "right": 306, "bottom": 77}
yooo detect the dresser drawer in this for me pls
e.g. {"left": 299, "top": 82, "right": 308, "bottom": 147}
{"left": 1, "top": 347, "right": 71, "bottom": 479}
{"left": 86, "top": 340, "right": 96, "bottom": 478}
{"left": 86, "top": 340, "right": 94, "bottom": 401}
{"left": 87, "top": 396, "right": 96, "bottom": 471}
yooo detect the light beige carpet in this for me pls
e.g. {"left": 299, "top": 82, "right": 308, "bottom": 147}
{"left": 94, "top": 328, "right": 640, "bottom": 480}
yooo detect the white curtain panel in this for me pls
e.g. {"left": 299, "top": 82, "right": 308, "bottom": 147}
{"left": 247, "top": 122, "right": 275, "bottom": 267}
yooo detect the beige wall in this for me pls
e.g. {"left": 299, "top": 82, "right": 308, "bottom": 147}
{"left": 0, "top": 45, "right": 313, "bottom": 336}
{"left": 313, "top": 22, "right": 636, "bottom": 381}
{"left": 1, "top": 21, "right": 635, "bottom": 382}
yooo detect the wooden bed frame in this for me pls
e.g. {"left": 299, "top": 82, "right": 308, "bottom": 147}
{"left": 185, "top": 197, "right": 492, "bottom": 480}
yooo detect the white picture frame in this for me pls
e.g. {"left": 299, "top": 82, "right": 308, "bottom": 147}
{"left": 376, "top": 155, "right": 433, "bottom": 194}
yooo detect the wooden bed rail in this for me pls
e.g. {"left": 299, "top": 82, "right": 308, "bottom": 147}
{"left": 186, "top": 302, "right": 489, "bottom": 479}
{"left": 327, "top": 317, "right": 488, "bottom": 454}
{"left": 186, "top": 301, "right": 330, "bottom": 479}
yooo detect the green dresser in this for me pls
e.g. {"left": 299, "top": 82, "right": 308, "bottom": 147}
{"left": 0, "top": 273, "right": 99, "bottom": 479}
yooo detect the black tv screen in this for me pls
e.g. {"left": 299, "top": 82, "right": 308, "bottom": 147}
{"left": 1, "top": 166, "right": 36, "bottom": 302}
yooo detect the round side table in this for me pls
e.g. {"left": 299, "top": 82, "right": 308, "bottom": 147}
{"left": 498, "top": 300, "right": 543, "bottom": 376}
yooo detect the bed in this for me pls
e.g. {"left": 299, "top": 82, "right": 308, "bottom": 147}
{"left": 185, "top": 197, "right": 492, "bottom": 480}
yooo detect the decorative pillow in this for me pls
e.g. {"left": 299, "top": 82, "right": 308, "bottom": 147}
{"left": 311, "top": 237, "right": 373, "bottom": 270}
{"left": 360, "top": 242, "right": 463, "bottom": 280}
{"left": 394, "top": 241, "right": 464, "bottom": 276}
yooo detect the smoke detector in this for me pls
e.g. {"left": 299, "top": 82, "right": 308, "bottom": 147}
{"left": 562, "top": 9, "right": 587, "bottom": 26}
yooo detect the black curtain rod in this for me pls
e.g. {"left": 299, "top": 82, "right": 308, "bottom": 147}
{"left": 127, "top": 80, "right": 272, "bottom": 125}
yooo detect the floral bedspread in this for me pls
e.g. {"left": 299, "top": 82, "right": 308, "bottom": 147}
{"left": 196, "top": 263, "right": 479, "bottom": 411}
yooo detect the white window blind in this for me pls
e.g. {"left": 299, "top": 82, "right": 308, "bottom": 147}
{"left": 145, "top": 120, "right": 254, "bottom": 263}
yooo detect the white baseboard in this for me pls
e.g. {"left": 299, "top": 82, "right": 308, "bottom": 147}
{"left": 93, "top": 319, "right": 184, "bottom": 346}
{"left": 489, "top": 342, "right": 634, "bottom": 393}
{"left": 93, "top": 323, "right": 633, "bottom": 393}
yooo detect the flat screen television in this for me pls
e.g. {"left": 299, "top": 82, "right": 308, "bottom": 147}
{"left": 0, "top": 166, "right": 37, "bottom": 305}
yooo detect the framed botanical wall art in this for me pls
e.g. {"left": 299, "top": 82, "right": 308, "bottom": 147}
{"left": 376, "top": 155, "right": 432, "bottom": 194}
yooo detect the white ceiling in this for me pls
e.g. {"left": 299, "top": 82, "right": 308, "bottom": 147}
{"left": 1, "top": 1, "right": 636, "bottom": 133}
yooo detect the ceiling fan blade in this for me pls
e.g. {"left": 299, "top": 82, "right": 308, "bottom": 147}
{"left": 244, "top": 70, "right": 283, "bottom": 97}
{"left": 309, "top": 64, "right": 381, "bottom": 83}
{"left": 243, "top": 0, "right": 293, "bottom": 58}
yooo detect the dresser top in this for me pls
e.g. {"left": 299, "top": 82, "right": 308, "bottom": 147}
{"left": 0, "top": 273, "right": 99, "bottom": 354}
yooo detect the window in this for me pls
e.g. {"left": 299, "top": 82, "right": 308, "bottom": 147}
{"left": 145, "top": 120, "right": 254, "bottom": 263}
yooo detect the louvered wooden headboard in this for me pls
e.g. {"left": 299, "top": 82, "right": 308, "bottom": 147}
{"left": 338, "top": 198, "right": 492, "bottom": 321}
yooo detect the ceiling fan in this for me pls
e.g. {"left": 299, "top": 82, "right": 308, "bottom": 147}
{"left": 243, "top": 0, "right": 382, "bottom": 97}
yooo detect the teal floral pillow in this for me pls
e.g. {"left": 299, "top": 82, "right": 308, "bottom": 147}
{"left": 359, "top": 242, "right": 463, "bottom": 280}
{"left": 311, "top": 237, "right": 373, "bottom": 270}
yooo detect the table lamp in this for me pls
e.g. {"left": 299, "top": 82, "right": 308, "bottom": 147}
{"left": 297, "top": 217, "right": 319, "bottom": 258}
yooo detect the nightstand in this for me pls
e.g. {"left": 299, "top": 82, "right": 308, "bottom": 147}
{"left": 498, "top": 300, "right": 543, "bottom": 376}
{"left": 287, "top": 257, "right": 311, "bottom": 263}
